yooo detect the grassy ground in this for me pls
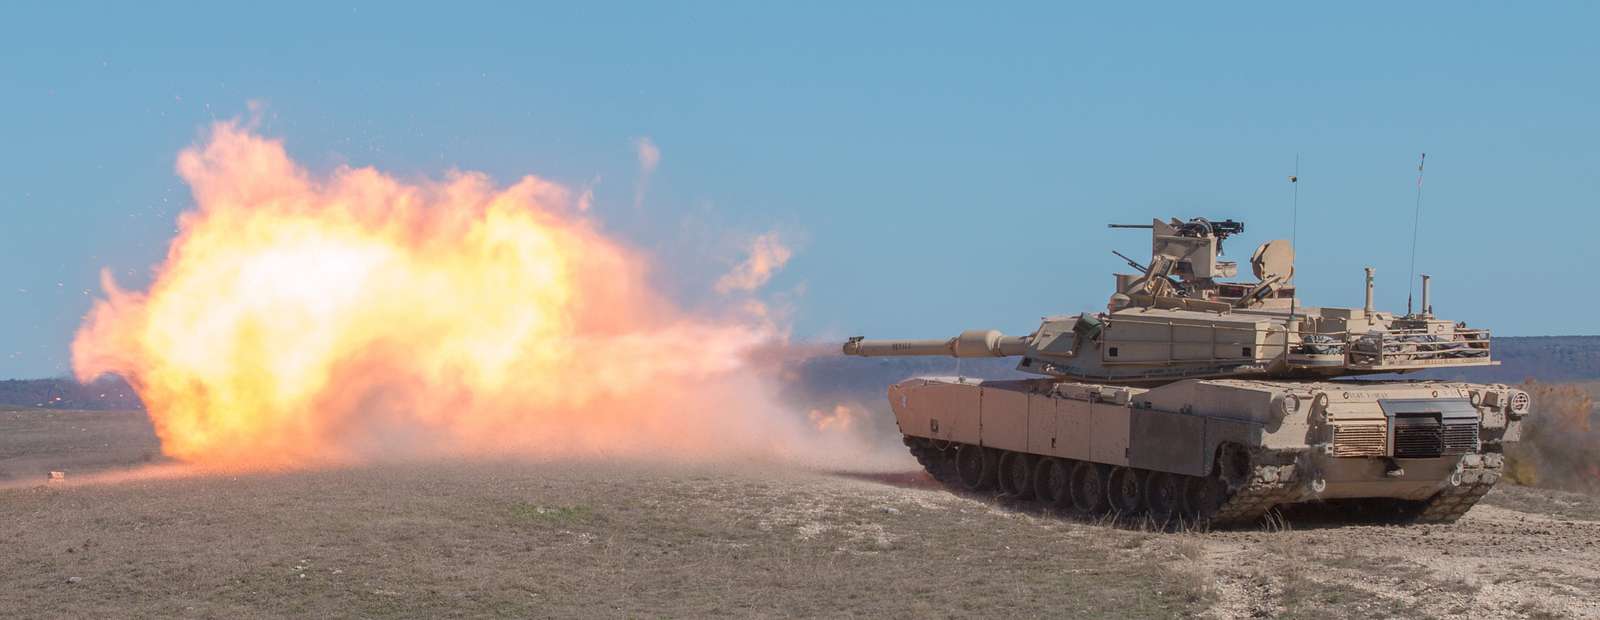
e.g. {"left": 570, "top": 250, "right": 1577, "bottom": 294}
{"left": 1481, "top": 483, "right": 1600, "bottom": 522}
{"left": 0, "top": 408, "right": 160, "bottom": 480}
{"left": 5, "top": 407, "right": 1600, "bottom": 619}
{"left": 0, "top": 408, "right": 1201, "bottom": 619}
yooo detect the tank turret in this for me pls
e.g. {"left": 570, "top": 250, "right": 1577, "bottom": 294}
{"left": 844, "top": 217, "right": 1493, "bottom": 385}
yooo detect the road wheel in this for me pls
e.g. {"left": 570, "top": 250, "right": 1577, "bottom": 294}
{"left": 1107, "top": 467, "right": 1145, "bottom": 515}
{"left": 1036, "top": 458, "right": 1071, "bottom": 509}
{"left": 1032, "top": 457, "right": 1057, "bottom": 503}
{"left": 956, "top": 444, "right": 996, "bottom": 492}
{"left": 1182, "top": 475, "right": 1228, "bottom": 524}
{"left": 1070, "top": 461, "right": 1109, "bottom": 515}
{"left": 1145, "top": 472, "right": 1182, "bottom": 524}
{"left": 998, "top": 451, "right": 1035, "bottom": 499}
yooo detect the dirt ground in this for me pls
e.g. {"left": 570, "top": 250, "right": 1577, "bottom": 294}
{"left": 3, "top": 408, "right": 1599, "bottom": 619}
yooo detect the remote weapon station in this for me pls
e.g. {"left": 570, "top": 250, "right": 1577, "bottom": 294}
{"left": 844, "top": 217, "right": 1526, "bottom": 526}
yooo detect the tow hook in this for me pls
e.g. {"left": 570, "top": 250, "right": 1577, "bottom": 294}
{"left": 1383, "top": 458, "right": 1406, "bottom": 478}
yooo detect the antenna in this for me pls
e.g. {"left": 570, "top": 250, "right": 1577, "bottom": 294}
{"left": 1406, "top": 152, "right": 1426, "bottom": 316}
{"left": 1285, "top": 155, "right": 1300, "bottom": 358}
{"left": 1290, "top": 154, "right": 1300, "bottom": 262}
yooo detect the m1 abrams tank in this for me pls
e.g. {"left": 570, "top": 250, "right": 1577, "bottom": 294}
{"left": 844, "top": 217, "right": 1529, "bottom": 527}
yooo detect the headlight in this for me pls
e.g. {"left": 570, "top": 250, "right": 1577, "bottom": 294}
{"left": 1510, "top": 390, "right": 1531, "bottom": 415}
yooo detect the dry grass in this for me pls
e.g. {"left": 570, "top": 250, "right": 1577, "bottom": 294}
{"left": 0, "top": 408, "right": 161, "bottom": 480}
{"left": 1248, "top": 542, "right": 1426, "bottom": 619}
{"left": 0, "top": 408, "right": 1202, "bottom": 618}
{"left": 10, "top": 406, "right": 1600, "bottom": 618}
{"left": 0, "top": 462, "right": 1206, "bottom": 618}
{"left": 1482, "top": 481, "right": 1600, "bottom": 522}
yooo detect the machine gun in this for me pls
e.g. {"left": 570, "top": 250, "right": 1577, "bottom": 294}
{"left": 1109, "top": 218, "right": 1244, "bottom": 240}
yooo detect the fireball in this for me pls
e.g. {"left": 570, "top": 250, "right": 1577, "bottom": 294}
{"left": 73, "top": 122, "right": 798, "bottom": 467}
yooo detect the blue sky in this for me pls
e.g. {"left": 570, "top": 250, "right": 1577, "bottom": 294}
{"left": 3, "top": 3, "right": 1597, "bottom": 378}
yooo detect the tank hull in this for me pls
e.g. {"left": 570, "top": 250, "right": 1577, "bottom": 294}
{"left": 888, "top": 376, "right": 1523, "bottom": 527}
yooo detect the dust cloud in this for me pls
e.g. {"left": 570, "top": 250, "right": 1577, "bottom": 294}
{"left": 1505, "top": 381, "right": 1600, "bottom": 494}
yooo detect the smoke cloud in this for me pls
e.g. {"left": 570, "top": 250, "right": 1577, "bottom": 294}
{"left": 633, "top": 136, "right": 660, "bottom": 209}
{"left": 715, "top": 232, "right": 793, "bottom": 294}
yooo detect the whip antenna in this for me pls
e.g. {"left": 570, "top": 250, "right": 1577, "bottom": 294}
{"left": 1406, "top": 152, "right": 1426, "bottom": 316}
{"left": 1290, "top": 154, "right": 1300, "bottom": 266}
{"left": 1285, "top": 155, "right": 1299, "bottom": 355}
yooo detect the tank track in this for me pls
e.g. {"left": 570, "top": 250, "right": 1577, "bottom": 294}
{"left": 903, "top": 436, "right": 1292, "bottom": 529}
{"left": 901, "top": 437, "right": 1503, "bottom": 528}
{"left": 1408, "top": 453, "right": 1503, "bottom": 524}
{"left": 1207, "top": 464, "right": 1297, "bottom": 528}
{"left": 904, "top": 436, "right": 956, "bottom": 485}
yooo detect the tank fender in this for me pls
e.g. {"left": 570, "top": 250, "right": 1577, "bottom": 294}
{"left": 1129, "top": 409, "right": 1205, "bottom": 475}
{"left": 1128, "top": 409, "right": 1262, "bottom": 476}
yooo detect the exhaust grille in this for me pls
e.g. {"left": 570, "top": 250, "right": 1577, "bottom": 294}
{"left": 1393, "top": 425, "right": 1441, "bottom": 458}
{"left": 1393, "top": 421, "right": 1479, "bottom": 458}
{"left": 1379, "top": 398, "right": 1482, "bottom": 459}
{"left": 1332, "top": 422, "right": 1387, "bottom": 457}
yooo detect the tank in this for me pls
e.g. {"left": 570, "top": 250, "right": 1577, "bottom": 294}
{"left": 844, "top": 217, "right": 1529, "bottom": 527}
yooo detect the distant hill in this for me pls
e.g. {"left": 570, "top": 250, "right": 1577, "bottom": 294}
{"left": 779, "top": 335, "right": 1600, "bottom": 407}
{"left": 5, "top": 336, "right": 1598, "bottom": 412}
{"left": 1405, "top": 336, "right": 1600, "bottom": 384}
{"left": 0, "top": 376, "right": 143, "bottom": 410}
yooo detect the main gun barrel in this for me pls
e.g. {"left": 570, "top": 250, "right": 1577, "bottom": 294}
{"left": 843, "top": 329, "right": 1030, "bottom": 358}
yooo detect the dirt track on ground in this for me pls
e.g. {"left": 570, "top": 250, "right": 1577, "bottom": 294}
{"left": 1195, "top": 494, "right": 1600, "bottom": 618}
{"left": 4, "top": 408, "right": 1598, "bottom": 618}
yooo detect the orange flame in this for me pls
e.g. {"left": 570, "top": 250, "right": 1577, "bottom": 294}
{"left": 808, "top": 404, "right": 863, "bottom": 434}
{"left": 72, "top": 122, "right": 827, "bottom": 468}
